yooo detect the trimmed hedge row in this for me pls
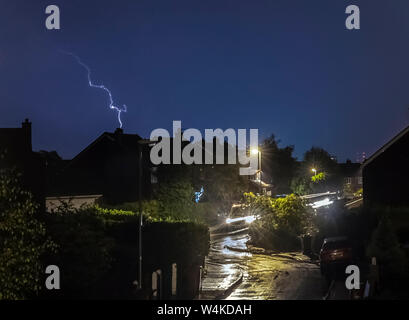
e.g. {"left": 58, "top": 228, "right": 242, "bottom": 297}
{"left": 38, "top": 207, "right": 209, "bottom": 299}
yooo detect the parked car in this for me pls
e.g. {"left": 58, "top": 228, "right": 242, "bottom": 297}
{"left": 319, "top": 236, "right": 354, "bottom": 275}
{"left": 224, "top": 204, "right": 257, "bottom": 229}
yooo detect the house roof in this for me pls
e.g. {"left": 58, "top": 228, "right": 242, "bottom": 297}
{"left": 338, "top": 162, "right": 361, "bottom": 176}
{"left": 66, "top": 129, "right": 142, "bottom": 169}
{"left": 361, "top": 124, "right": 409, "bottom": 169}
{"left": 0, "top": 121, "right": 32, "bottom": 158}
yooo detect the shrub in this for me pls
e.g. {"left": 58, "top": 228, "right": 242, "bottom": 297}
{"left": 273, "top": 194, "right": 315, "bottom": 236}
{"left": 367, "top": 215, "right": 409, "bottom": 295}
{"left": 354, "top": 188, "right": 363, "bottom": 198}
{"left": 311, "top": 172, "right": 326, "bottom": 183}
{"left": 290, "top": 176, "right": 312, "bottom": 196}
{"left": 38, "top": 204, "right": 209, "bottom": 299}
{"left": 0, "top": 169, "right": 54, "bottom": 300}
{"left": 242, "top": 192, "right": 274, "bottom": 216}
{"left": 98, "top": 180, "right": 207, "bottom": 224}
{"left": 39, "top": 206, "right": 115, "bottom": 298}
{"left": 248, "top": 194, "right": 314, "bottom": 251}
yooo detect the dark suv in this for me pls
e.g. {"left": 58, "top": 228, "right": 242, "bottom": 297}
{"left": 319, "top": 237, "right": 354, "bottom": 275}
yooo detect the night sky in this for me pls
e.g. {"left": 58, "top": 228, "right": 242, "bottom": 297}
{"left": 1, "top": 0, "right": 409, "bottom": 161}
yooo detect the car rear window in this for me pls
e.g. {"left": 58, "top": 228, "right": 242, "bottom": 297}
{"left": 323, "top": 240, "right": 351, "bottom": 250}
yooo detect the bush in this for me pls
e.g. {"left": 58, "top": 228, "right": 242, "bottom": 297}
{"left": 98, "top": 180, "right": 208, "bottom": 224}
{"left": 191, "top": 202, "right": 219, "bottom": 226}
{"left": 273, "top": 194, "right": 315, "bottom": 236}
{"left": 38, "top": 207, "right": 115, "bottom": 298}
{"left": 38, "top": 204, "right": 209, "bottom": 299}
{"left": 95, "top": 208, "right": 209, "bottom": 299}
{"left": 290, "top": 176, "right": 312, "bottom": 196}
{"left": 367, "top": 215, "right": 409, "bottom": 296}
{"left": 247, "top": 194, "right": 314, "bottom": 251}
{"left": 0, "top": 169, "right": 54, "bottom": 300}
{"left": 354, "top": 188, "right": 363, "bottom": 198}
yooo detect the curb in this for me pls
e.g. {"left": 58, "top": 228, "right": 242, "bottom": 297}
{"left": 198, "top": 270, "right": 244, "bottom": 300}
{"left": 323, "top": 279, "right": 336, "bottom": 300}
{"left": 214, "top": 270, "right": 244, "bottom": 300}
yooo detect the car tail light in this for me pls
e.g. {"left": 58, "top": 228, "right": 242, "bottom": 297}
{"left": 320, "top": 250, "right": 331, "bottom": 261}
{"left": 342, "top": 248, "right": 353, "bottom": 258}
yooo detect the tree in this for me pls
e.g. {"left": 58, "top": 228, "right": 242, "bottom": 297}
{"left": 261, "top": 134, "right": 297, "bottom": 194}
{"left": 246, "top": 193, "right": 315, "bottom": 251}
{"left": 202, "top": 163, "right": 249, "bottom": 215}
{"left": 155, "top": 179, "right": 196, "bottom": 220}
{"left": 290, "top": 176, "right": 312, "bottom": 196}
{"left": 367, "top": 215, "right": 408, "bottom": 294}
{"left": 0, "top": 168, "right": 53, "bottom": 300}
{"left": 311, "top": 172, "right": 326, "bottom": 183}
{"left": 292, "top": 146, "right": 341, "bottom": 194}
{"left": 155, "top": 138, "right": 251, "bottom": 220}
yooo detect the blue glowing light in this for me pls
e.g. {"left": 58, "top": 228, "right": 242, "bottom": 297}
{"left": 195, "top": 186, "right": 204, "bottom": 203}
{"left": 62, "top": 51, "right": 127, "bottom": 128}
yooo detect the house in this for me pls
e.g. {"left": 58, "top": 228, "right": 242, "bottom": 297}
{"left": 48, "top": 128, "right": 154, "bottom": 205}
{"left": 362, "top": 125, "right": 409, "bottom": 207}
{"left": 0, "top": 119, "right": 46, "bottom": 210}
{"left": 338, "top": 160, "right": 362, "bottom": 198}
{"left": 46, "top": 194, "right": 103, "bottom": 211}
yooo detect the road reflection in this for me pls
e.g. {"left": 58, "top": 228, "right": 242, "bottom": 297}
{"left": 199, "top": 226, "right": 250, "bottom": 299}
{"left": 200, "top": 224, "right": 324, "bottom": 300}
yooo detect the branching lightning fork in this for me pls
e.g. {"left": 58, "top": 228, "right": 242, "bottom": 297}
{"left": 62, "top": 51, "right": 127, "bottom": 128}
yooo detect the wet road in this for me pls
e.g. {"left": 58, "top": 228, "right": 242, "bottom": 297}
{"left": 199, "top": 227, "right": 250, "bottom": 299}
{"left": 200, "top": 226, "right": 327, "bottom": 300}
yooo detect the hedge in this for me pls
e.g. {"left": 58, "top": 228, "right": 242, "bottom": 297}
{"left": 38, "top": 206, "right": 209, "bottom": 299}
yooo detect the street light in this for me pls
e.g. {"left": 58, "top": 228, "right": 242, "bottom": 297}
{"left": 136, "top": 139, "right": 155, "bottom": 291}
{"left": 311, "top": 168, "right": 317, "bottom": 175}
{"left": 251, "top": 148, "right": 259, "bottom": 156}
{"left": 250, "top": 147, "right": 261, "bottom": 182}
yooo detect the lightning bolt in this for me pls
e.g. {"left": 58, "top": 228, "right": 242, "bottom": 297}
{"left": 62, "top": 51, "right": 127, "bottom": 128}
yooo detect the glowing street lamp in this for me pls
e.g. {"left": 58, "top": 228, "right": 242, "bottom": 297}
{"left": 251, "top": 148, "right": 259, "bottom": 155}
{"left": 251, "top": 148, "right": 261, "bottom": 181}
{"left": 311, "top": 168, "right": 317, "bottom": 175}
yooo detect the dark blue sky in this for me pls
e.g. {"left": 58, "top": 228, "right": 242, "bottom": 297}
{"left": 1, "top": 0, "right": 409, "bottom": 161}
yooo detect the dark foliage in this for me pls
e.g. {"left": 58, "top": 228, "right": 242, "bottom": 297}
{"left": 38, "top": 206, "right": 209, "bottom": 299}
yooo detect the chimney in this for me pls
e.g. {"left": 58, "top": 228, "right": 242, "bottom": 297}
{"left": 22, "top": 118, "right": 32, "bottom": 152}
{"left": 114, "top": 128, "right": 123, "bottom": 143}
{"left": 114, "top": 128, "right": 123, "bottom": 135}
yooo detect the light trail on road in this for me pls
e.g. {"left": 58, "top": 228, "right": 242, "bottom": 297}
{"left": 200, "top": 223, "right": 325, "bottom": 300}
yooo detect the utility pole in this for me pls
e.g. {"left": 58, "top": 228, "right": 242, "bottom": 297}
{"left": 138, "top": 142, "right": 143, "bottom": 290}
{"left": 258, "top": 149, "right": 261, "bottom": 182}
{"left": 136, "top": 139, "right": 155, "bottom": 291}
